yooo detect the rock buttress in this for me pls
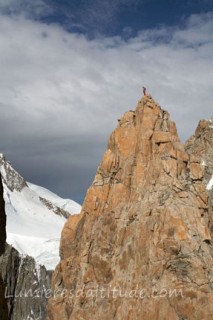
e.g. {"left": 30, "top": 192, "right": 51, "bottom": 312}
{"left": 0, "top": 245, "right": 53, "bottom": 320}
{"left": 47, "top": 96, "right": 213, "bottom": 320}
{"left": 185, "top": 118, "right": 213, "bottom": 239}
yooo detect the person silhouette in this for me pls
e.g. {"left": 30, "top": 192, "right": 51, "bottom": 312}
{"left": 142, "top": 86, "right": 147, "bottom": 96}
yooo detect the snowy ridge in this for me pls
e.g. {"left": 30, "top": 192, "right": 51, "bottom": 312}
{"left": 0, "top": 154, "right": 81, "bottom": 270}
{"left": 27, "top": 182, "right": 81, "bottom": 214}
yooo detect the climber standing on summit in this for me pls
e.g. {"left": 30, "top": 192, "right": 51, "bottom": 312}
{"left": 142, "top": 86, "right": 147, "bottom": 96}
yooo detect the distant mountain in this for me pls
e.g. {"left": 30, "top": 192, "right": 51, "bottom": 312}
{"left": 0, "top": 153, "right": 81, "bottom": 270}
{"left": 0, "top": 154, "right": 81, "bottom": 320}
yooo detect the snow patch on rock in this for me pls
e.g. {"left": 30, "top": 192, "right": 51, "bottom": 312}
{"left": 207, "top": 174, "right": 213, "bottom": 190}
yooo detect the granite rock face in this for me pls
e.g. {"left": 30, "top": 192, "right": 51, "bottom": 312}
{"left": 47, "top": 96, "right": 213, "bottom": 320}
{"left": 185, "top": 118, "right": 213, "bottom": 239}
{"left": 0, "top": 244, "right": 52, "bottom": 320}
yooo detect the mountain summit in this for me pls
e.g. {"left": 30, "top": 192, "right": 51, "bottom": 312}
{"left": 47, "top": 95, "right": 213, "bottom": 320}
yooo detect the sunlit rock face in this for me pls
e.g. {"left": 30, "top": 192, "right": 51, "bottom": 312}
{"left": 47, "top": 96, "right": 213, "bottom": 320}
{"left": 185, "top": 117, "right": 213, "bottom": 239}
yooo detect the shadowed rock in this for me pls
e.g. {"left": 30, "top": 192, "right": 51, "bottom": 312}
{"left": 0, "top": 175, "right": 8, "bottom": 320}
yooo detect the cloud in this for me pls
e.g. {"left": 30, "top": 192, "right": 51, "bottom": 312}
{"left": 0, "top": 12, "right": 212, "bottom": 201}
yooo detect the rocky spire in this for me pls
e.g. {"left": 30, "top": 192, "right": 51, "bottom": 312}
{"left": 47, "top": 95, "right": 213, "bottom": 320}
{"left": 185, "top": 118, "right": 213, "bottom": 238}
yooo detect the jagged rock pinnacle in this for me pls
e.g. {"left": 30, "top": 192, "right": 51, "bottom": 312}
{"left": 47, "top": 97, "right": 213, "bottom": 320}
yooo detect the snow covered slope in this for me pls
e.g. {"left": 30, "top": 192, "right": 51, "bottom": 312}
{"left": 27, "top": 182, "right": 81, "bottom": 214}
{"left": 0, "top": 154, "right": 81, "bottom": 270}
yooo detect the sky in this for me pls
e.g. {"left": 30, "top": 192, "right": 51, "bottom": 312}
{"left": 0, "top": 0, "right": 213, "bottom": 204}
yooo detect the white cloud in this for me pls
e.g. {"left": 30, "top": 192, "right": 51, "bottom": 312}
{"left": 0, "top": 12, "right": 213, "bottom": 198}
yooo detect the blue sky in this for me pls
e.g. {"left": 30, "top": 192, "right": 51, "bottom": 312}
{"left": 43, "top": 0, "right": 213, "bottom": 36}
{"left": 1, "top": 0, "right": 213, "bottom": 37}
{"left": 0, "top": 0, "right": 213, "bottom": 203}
